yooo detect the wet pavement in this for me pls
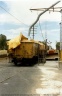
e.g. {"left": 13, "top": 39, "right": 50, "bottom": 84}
{"left": 0, "top": 58, "right": 62, "bottom": 95}
{"left": 37, "top": 62, "right": 62, "bottom": 95}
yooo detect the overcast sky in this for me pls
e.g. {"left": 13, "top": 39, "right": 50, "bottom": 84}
{"left": 0, "top": 0, "right": 62, "bottom": 49}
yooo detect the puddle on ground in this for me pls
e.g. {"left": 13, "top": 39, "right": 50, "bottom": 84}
{"left": 36, "top": 66, "right": 62, "bottom": 94}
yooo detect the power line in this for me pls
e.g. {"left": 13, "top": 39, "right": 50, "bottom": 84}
{"left": 38, "top": 20, "right": 45, "bottom": 40}
{"left": 37, "top": 12, "right": 44, "bottom": 41}
{"left": 0, "top": 5, "right": 28, "bottom": 27}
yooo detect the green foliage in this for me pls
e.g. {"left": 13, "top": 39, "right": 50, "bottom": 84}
{"left": 0, "top": 34, "right": 7, "bottom": 50}
{"left": 56, "top": 42, "right": 60, "bottom": 50}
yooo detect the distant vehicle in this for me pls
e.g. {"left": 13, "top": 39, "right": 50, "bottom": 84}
{"left": 46, "top": 49, "right": 59, "bottom": 60}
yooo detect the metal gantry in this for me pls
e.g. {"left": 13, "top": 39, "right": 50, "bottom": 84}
{"left": 29, "top": 1, "right": 62, "bottom": 48}
{"left": 31, "top": 7, "right": 62, "bottom": 51}
{"left": 28, "top": 0, "right": 61, "bottom": 37}
{"left": 28, "top": 1, "right": 62, "bottom": 62}
{"left": 30, "top": 7, "right": 62, "bottom": 12}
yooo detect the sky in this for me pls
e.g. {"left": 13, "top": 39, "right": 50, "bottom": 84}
{"left": 0, "top": 0, "right": 62, "bottom": 49}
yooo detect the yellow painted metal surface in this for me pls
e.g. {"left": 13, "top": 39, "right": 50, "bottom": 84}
{"left": 7, "top": 33, "right": 28, "bottom": 49}
{"left": 59, "top": 50, "right": 62, "bottom": 61}
{"left": 14, "top": 42, "right": 38, "bottom": 58}
{"left": 39, "top": 42, "right": 45, "bottom": 50}
{"left": 7, "top": 33, "right": 45, "bottom": 59}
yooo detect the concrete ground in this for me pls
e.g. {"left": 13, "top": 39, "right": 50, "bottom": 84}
{"left": 0, "top": 58, "right": 62, "bottom": 95}
{"left": 37, "top": 61, "right": 62, "bottom": 95}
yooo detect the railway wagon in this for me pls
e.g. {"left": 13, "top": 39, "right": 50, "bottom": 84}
{"left": 7, "top": 34, "right": 46, "bottom": 65}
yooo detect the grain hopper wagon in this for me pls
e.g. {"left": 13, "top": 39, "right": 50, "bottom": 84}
{"left": 7, "top": 33, "right": 46, "bottom": 65}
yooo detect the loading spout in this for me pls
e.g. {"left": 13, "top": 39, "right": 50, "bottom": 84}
{"left": 28, "top": 0, "right": 60, "bottom": 37}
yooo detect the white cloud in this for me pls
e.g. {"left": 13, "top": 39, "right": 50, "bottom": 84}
{"left": 0, "top": 0, "right": 62, "bottom": 49}
{"left": 0, "top": 0, "right": 62, "bottom": 25}
{"left": 8, "top": 0, "right": 62, "bottom": 24}
{"left": 3, "top": 27, "right": 28, "bottom": 39}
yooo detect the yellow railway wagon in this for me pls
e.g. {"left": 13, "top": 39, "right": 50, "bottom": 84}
{"left": 8, "top": 41, "right": 45, "bottom": 65}
{"left": 7, "top": 34, "right": 46, "bottom": 65}
{"left": 13, "top": 40, "right": 38, "bottom": 59}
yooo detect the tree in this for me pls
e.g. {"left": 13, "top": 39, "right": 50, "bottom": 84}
{"left": 0, "top": 34, "right": 7, "bottom": 50}
{"left": 56, "top": 42, "right": 60, "bottom": 50}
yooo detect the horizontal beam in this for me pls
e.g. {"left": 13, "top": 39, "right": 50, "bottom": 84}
{"left": 30, "top": 9, "right": 60, "bottom": 12}
{"left": 30, "top": 7, "right": 62, "bottom": 11}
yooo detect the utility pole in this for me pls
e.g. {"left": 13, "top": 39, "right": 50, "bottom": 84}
{"left": 59, "top": 9, "right": 62, "bottom": 61}
{"left": 30, "top": 25, "right": 37, "bottom": 39}
{"left": 60, "top": 9, "right": 62, "bottom": 50}
{"left": 58, "top": 9, "right": 62, "bottom": 68}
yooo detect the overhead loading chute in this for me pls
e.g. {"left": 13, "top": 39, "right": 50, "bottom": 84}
{"left": 7, "top": 33, "right": 28, "bottom": 49}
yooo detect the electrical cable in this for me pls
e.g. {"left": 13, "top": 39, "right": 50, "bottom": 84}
{"left": 37, "top": 12, "right": 45, "bottom": 41}
{"left": 0, "top": 5, "right": 28, "bottom": 27}
{"left": 38, "top": 20, "right": 45, "bottom": 40}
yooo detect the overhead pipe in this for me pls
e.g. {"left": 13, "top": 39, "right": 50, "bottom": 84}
{"left": 28, "top": 0, "right": 60, "bottom": 37}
